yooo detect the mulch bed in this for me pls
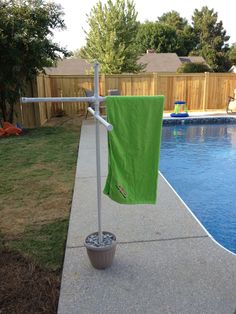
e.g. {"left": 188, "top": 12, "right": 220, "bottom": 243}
{"left": 0, "top": 250, "right": 61, "bottom": 314}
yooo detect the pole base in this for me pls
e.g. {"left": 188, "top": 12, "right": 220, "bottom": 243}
{"left": 84, "top": 231, "right": 117, "bottom": 269}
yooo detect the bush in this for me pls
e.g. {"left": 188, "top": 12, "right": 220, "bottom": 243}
{"left": 177, "top": 62, "right": 212, "bottom": 73}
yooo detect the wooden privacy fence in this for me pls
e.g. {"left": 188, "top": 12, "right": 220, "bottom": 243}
{"left": 17, "top": 72, "right": 236, "bottom": 127}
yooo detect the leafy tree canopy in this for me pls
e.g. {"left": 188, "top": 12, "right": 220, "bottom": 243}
{"left": 0, "top": 0, "right": 70, "bottom": 122}
{"left": 136, "top": 11, "right": 196, "bottom": 56}
{"left": 136, "top": 22, "right": 178, "bottom": 54}
{"left": 191, "top": 6, "right": 230, "bottom": 72}
{"left": 80, "top": 0, "right": 142, "bottom": 74}
{"left": 157, "top": 11, "right": 196, "bottom": 56}
{"left": 72, "top": 48, "right": 81, "bottom": 58}
{"left": 157, "top": 10, "right": 188, "bottom": 30}
{"left": 227, "top": 43, "right": 236, "bottom": 65}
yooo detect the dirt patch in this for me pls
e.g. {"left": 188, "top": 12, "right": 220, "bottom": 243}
{"left": 1, "top": 177, "right": 72, "bottom": 237}
{"left": 44, "top": 113, "right": 85, "bottom": 128}
{"left": 0, "top": 249, "right": 60, "bottom": 314}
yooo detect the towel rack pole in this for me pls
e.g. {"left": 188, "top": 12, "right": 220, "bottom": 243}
{"left": 20, "top": 62, "right": 113, "bottom": 247}
{"left": 21, "top": 96, "right": 105, "bottom": 103}
{"left": 87, "top": 107, "right": 113, "bottom": 131}
{"left": 94, "top": 62, "right": 103, "bottom": 245}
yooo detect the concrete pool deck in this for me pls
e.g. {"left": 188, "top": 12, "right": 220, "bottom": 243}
{"left": 58, "top": 118, "right": 236, "bottom": 314}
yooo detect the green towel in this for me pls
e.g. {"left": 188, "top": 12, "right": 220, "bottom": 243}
{"left": 103, "top": 96, "right": 164, "bottom": 204}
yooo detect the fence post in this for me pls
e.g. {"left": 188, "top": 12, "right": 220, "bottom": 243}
{"left": 203, "top": 72, "right": 209, "bottom": 111}
{"left": 153, "top": 73, "right": 158, "bottom": 95}
{"left": 101, "top": 74, "right": 106, "bottom": 95}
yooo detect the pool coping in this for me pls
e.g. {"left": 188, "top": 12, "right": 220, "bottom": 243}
{"left": 58, "top": 119, "right": 236, "bottom": 314}
{"left": 163, "top": 114, "right": 236, "bottom": 125}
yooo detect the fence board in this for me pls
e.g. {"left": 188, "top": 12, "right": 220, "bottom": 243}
{"left": 20, "top": 72, "right": 236, "bottom": 127}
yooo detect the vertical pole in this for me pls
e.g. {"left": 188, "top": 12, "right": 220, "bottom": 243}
{"left": 60, "top": 89, "right": 64, "bottom": 111}
{"left": 203, "top": 72, "right": 209, "bottom": 111}
{"left": 94, "top": 62, "right": 103, "bottom": 245}
{"left": 153, "top": 73, "right": 158, "bottom": 95}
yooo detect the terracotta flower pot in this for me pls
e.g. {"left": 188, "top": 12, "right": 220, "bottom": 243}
{"left": 84, "top": 231, "right": 117, "bottom": 269}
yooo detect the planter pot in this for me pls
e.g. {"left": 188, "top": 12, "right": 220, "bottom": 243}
{"left": 84, "top": 231, "right": 117, "bottom": 269}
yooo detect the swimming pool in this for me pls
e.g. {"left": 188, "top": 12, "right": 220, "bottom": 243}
{"left": 160, "top": 119, "right": 236, "bottom": 254}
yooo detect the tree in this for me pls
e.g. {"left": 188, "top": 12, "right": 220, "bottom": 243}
{"left": 158, "top": 11, "right": 188, "bottom": 30}
{"left": 157, "top": 11, "right": 196, "bottom": 56}
{"left": 80, "top": 0, "right": 142, "bottom": 74}
{"left": 227, "top": 43, "right": 236, "bottom": 65}
{"left": 72, "top": 48, "right": 81, "bottom": 58}
{"left": 0, "top": 0, "right": 70, "bottom": 122}
{"left": 136, "top": 21, "right": 179, "bottom": 54}
{"left": 136, "top": 11, "right": 195, "bottom": 56}
{"left": 177, "top": 62, "right": 212, "bottom": 73}
{"left": 191, "top": 6, "right": 230, "bottom": 72}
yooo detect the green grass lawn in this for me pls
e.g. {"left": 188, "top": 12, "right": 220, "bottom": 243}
{"left": 0, "top": 116, "right": 82, "bottom": 271}
{"left": 8, "top": 219, "right": 69, "bottom": 271}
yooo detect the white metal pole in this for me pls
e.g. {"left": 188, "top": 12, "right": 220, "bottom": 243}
{"left": 21, "top": 96, "right": 113, "bottom": 130}
{"left": 94, "top": 62, "right": 103, "bottom": 245}
{"left": 21, "top": 96, "right": 105, "bottom": 103}
{"left": 20, "top": 62, "right": 113, "bottom": 247}
{"left": 87, "top": 107, "right": 113, "bottom": 131}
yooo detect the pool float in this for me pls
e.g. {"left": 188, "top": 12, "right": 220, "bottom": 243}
{"left": 170, "top": 101, "right": 189, "bottom": 118}
{"left": 170, "top": 112, "right": 189, "bottom": 117}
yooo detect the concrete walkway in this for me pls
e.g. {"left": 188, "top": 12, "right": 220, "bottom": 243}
{"left": 58, "top": 119, "right": 236, "bottom": 314}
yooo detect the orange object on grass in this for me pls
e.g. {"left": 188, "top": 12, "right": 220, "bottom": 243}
{"left": 0, "top": 128, "right": 6, "bottom": 136}
{"left": 0, "top": 121, "right": 22, "bottom": 136}
{"left": 5, "top": 126, "right": 22, "bottom": 135}
{"left": 3, "top": 121, "right": 15, "bottom": 129}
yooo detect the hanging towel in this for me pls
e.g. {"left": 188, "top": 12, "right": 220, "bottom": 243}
{"left": 103, "top": 96, "right": 164, "bottom": 204}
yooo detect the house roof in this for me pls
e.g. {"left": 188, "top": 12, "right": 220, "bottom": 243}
{"left": 179, "top": 56, "right": 207, "bottom": 64}
{"left": 44, "top": 53, "right": 208, "bottom": 75}
{"left": 138, "top": 53, "right": 182, "bottom": 72}
{"left": 44, "top": 58, "right": 92, "bottom": 75}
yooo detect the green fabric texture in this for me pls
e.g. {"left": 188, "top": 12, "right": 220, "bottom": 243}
{"left": 103, "top": 96, "right": 164, "bottom": 204}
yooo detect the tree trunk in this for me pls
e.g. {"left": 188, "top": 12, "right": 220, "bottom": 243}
{"left": 0, "top": 90, "right": 16, "bottom": 123}
{"left": 7, "top": 102, "right": 15, "bottom": 123}
{"left": 0, "top": 91, "right": 7, "bottom": 122}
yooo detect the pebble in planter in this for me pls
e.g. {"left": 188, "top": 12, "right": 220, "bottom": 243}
{"left": 84, "top": 231, "right": 117, "bottom": 269}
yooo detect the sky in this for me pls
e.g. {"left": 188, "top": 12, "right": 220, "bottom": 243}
{"left": 51, "top": 0, "right": 236, "bottom": 52}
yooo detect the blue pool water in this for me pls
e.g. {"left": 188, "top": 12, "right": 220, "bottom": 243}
{"left": 160, "top": 122, "right": 236, "bottom": 254}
